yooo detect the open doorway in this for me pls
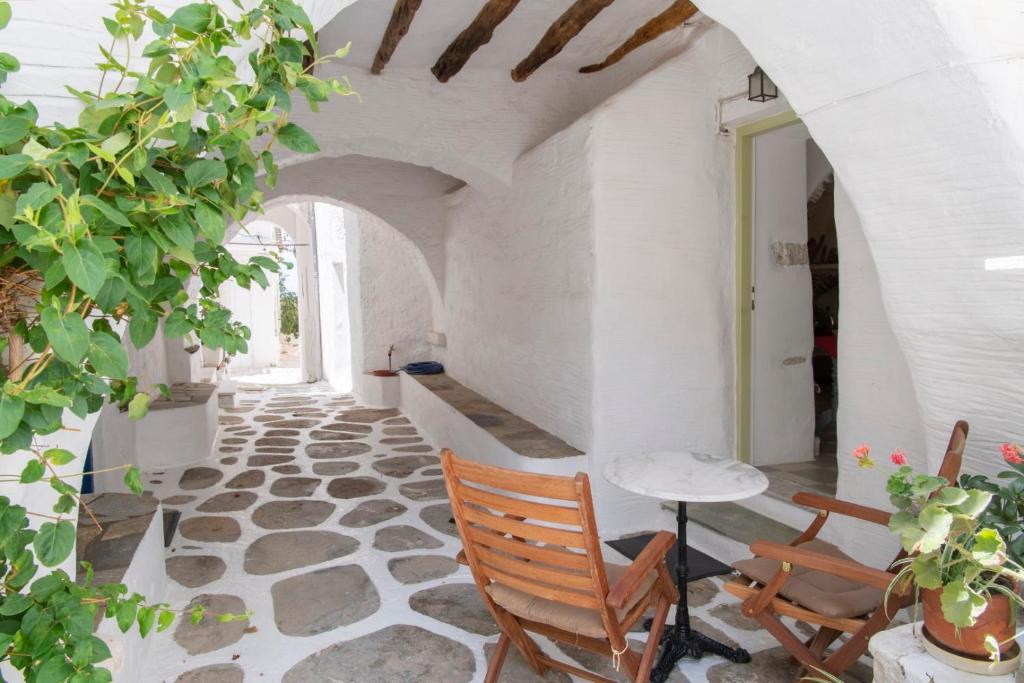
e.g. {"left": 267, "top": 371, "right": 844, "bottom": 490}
{"left": 276, "top": 229, "right": 301, "bottom": 372}
{"left": 737, "top": 116, "right": 838, "bottom": 498}
{"left": 216, "top": 219, "right": 304, "bottom": 385}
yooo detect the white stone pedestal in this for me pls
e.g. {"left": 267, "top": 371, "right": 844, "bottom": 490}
{"left": 870, "top": 623, "right": 1021, "bottom": 682}
{"left": 358, "top": 372, "right": 400, "bottom": 408}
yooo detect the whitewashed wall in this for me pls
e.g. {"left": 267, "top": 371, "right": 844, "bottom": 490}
{"left": 586, "top": 27, "right": 746, "bottom": 529}
{"left": 348, "top": 207, "right": 434, "bottom": 387}
{"left": 826, "top": 183, "right": 928, "bottom": 566}
{"left": 314, "top": 203, "right": 353, "bottom": 392}
{"left": 443, "top": 123, "right": 595, "bottom": 454}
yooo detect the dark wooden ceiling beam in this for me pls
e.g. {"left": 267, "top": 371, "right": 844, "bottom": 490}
{"left": 511, "top": 0, "right": 615, "bottom": 82}
{"left": 579, "top": 0, "right": 699, "bottom": 74}
{"left": 371, "top": 0, "right": 423, "bottom": 75}
{"left": 432, "top": 0, "right": 522, "bottom": 83}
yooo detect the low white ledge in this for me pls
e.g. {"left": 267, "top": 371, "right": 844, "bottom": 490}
{"left": 399, "top": 372, "right": 585, "bottom": 478}
{"left": 92, "top": 383, "right": 218, "bottom": 492}
{"left": 94, "top": 505, "right": 167, "bottom": 682}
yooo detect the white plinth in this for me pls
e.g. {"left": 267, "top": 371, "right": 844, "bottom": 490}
{"left": 870, "top": 623, "right": 1021, "bottom": 682}
{"left": 358, "top": 372, "right": 400, "bottom": 408}
{"left": 91, "top": 384, "right": 219, "bottom": 492}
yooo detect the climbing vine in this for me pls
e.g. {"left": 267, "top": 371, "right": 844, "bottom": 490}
{"left": 0, "top": 0, "right": 352, "bottom": 679}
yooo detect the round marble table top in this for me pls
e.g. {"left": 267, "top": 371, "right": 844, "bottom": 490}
{"left": 603, "top": 451, "right": 769, "bottom": 503}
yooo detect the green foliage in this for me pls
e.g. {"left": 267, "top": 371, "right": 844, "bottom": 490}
{"left": 279, "top": 282, "right": 298, "bottom": 338}
{"left": 961, "top": 460, "right": 1024, "bottom": 566}
{"left": 0, "top": 0, "right": 353, "bottom": 679}
{"left": 884, "top": 465, "right": 1024, "bottom": 658}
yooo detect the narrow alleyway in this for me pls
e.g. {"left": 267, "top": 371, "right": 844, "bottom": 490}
{"left": 141, "top": 383, "right": 847, "bottom": 682}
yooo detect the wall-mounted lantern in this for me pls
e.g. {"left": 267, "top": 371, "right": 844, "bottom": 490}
{"left": 747, "top": 66, "right": 778, "bottom": 102}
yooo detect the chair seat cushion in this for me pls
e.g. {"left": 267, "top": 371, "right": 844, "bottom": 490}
{"left": 732, "top": 539, "right": 885, "bottom": 619}
{"left": 485, "top": 562, "right": 657, "bottom": 639}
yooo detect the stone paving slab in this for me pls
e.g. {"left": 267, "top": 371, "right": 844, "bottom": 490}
{"left": 139, "top": 383, "right": 801, "bottom": 683}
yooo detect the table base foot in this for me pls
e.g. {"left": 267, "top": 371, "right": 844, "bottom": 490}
{"left": 649, "top": 626, "right": 751, "bottom": 682}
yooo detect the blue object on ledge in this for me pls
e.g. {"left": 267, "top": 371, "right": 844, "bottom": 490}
{"left": 402, "top": 361, "right": 444, "bottom": 375}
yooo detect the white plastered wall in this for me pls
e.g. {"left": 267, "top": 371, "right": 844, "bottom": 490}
{"left": 347, "top": 207, "right": 434, "bottom": 397}
{"left": 313, "top": 203, "right": 353, "bottom": 392}
{"left": 586, "top": 26, "right": 746, "bottom": 531}
{"left": 442, "top": 123, "right": 595, "bottom": 454}
{"left": 696, "top": 0, "right": 1024, "bottom": 488}
{"left": 826, "top": 183, "right": 928, "bottom": 566}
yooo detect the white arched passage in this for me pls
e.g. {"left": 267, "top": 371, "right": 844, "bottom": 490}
{"left": 228, "top": 191, "right": 443, "bottom": 395}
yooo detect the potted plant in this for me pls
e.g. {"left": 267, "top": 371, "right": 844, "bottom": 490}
{"left": 860, "top": 446, "right": 1024, "bottom": 666}
{"left": 371, "top": 344, "right": 398, "bottom": 376}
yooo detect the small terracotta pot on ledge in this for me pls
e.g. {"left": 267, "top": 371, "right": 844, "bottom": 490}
{"left": 921, "top": 586, "right": 1017, "bottom": 659}
{"left": 370, "top": 369, "right": 397, "bottom": 377}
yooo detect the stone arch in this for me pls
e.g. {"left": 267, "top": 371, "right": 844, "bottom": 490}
{"left": 693, "top": 0, "right": 1024, "bottom": 477}
{"left": 263, "top": 154, "right": 461, "bottom": 299}
{"left": 275, "top": 139, "right": 505, "bottom": 198}
{"left": 245, "top": 194, "right": 445, "bottom": 337}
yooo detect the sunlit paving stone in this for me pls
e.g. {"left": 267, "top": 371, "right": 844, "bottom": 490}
{"left": 197, "top": 491, "right": 258, "bottom": 513}
{"left": 225, "top": 470, "right": 266, "bottom": 488}
{"left": 178, "top": 467, "right": 224, "bottom": 490}
{"left": 387, "top": 555, "right": 458, "bottom": 584}
{"left": 244, "top": 530, "right": 359, "bottom": 575}
{"left": 272, "top": 565, "right": 380, "bottom": 636}
{"left": 269, "top": 476, "right": 322, "bottom": 498}
{"left": 373, "top": 524, "right": 444, "bottom": 552}
{"left": 173, "top": 594, "right": 250, "bottom": 655}
{"left": 178, "top": 516, "right": 242, "bottom": 543}
{"left": 166, "top": 555, "right": 227, "bottom": 588}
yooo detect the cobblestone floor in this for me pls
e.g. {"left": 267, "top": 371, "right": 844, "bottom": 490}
{"left": 141, "top": 383, "right": 866, "bottom": 682}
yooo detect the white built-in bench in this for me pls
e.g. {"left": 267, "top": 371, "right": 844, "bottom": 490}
{"left": 399, "top": 372, "right": 586, "bottom": 477}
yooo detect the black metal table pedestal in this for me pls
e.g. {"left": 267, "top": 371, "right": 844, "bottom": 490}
{"left": 649, "top": 501, "right": 750, "bottom": 683}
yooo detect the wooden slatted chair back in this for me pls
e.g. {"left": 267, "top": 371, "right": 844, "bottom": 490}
{"left": 441, "top": 449, "right": 613, "bottom": 614}
{"left": 937, "top": 419, "right": 969, "bottom": 484}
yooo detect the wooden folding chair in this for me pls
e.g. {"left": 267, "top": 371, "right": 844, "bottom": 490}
{"left": 722, "top": 420, "right": 969, "bottom": 679}
{"left": 441, "top": 449, "right": 681, "bottom": 683}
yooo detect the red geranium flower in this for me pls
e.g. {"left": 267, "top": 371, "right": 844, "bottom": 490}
{"left": 1002, "top": 442, "right": 1023, "bottom": 465}
{"left": 852, "top": 444, "right": 875, "bottom": 469}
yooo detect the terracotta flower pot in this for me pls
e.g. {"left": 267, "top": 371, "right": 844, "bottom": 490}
{"left": 921, "top": 586, "right": 1017, "bottom": 658}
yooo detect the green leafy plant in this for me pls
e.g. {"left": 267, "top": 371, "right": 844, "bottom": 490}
{"left": 878, "top": 456, "right": 1024, "bottom": 659}
{"left": 279, "top": 282, "right": 298, "bottom": 338}
{"left": 960, "top": 442, "right": 1024, "bottom": 567}
{"left": 0, "top": 0, "right": 354, "bottom": 679}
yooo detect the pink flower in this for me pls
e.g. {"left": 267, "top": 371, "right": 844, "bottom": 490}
{"left": 890, "top": 449, "right": 908, "bottom": 466}
{"left": 853, "top": 444, "right": 875, "bottom": 469}
{"left": 1002, "top": 443, "right": 1023, "bottom": 466}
